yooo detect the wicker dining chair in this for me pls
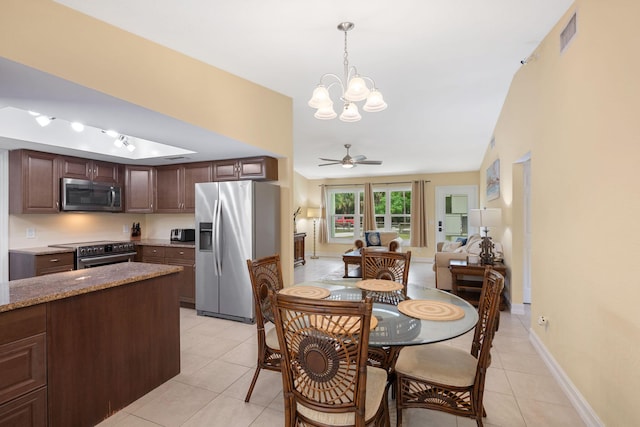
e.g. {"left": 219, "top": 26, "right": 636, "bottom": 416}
{"left": 269, "top": 291, "right": 390, "bottom": 427}
{"left": 361, "top": 249, "right": 412, "bottom": 287}
{"left": 394, "top": 268, "right": 505, "bottom": 427}
{"left": 244, "top": 254, "right": 284, "bottom": 402}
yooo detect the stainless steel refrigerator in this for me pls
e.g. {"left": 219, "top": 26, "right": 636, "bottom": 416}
{"left": 195, "top": 181, "right": 280, "bottom": 323}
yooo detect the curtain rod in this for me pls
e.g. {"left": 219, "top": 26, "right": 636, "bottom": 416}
{"left": 319, "top": 180, "right": 430, "bottom": 187}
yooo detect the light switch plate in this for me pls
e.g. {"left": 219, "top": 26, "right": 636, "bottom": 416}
{"left": 26, "top": 227, "right": 36, "bottom": 238}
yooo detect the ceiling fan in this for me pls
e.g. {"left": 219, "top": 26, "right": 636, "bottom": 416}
{"left": 318, "top": 144, "right": 383, "bottom": 169}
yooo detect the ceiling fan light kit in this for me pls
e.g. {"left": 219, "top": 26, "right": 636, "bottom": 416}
{"left": 308, "top": 22, "right": 387, "bottom": 123}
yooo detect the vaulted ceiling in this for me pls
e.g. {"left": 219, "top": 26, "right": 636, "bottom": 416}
{"left": 0, "top": 0, "right": 573, "bottom": 179}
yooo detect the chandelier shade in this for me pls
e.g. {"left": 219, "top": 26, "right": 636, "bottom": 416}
{"left": 308, "top": 22, "right": 387, "bottom": 123}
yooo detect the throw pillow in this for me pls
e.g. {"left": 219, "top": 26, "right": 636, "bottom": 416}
{"left": 441, "top": 241, "right": 462, "bottom": 252}
{"left": 365, "top": 231, "right": 381, "bottom": 246}
{"left": 455, "top": 237, "right": 468, "bottom": 246}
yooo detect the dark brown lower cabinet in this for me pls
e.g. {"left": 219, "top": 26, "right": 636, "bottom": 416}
{"left": 0, "top": 305, "right": 47, "bottom": 427}
{"left": 141, "top": 245, "right": 195, "bottom": 308}
{"left": 46, "top": 274, "right": 180, "bottom": 427}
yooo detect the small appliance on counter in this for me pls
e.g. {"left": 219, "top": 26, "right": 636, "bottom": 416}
{"left": 171, "top": 228, "right": 195, "bottom": 242}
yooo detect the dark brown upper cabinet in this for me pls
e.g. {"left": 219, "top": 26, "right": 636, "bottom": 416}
{"left": 125, "top": 165, "right": 155, "bottom": 213}
{"left": 155, "top": 162, "right": 212, "bottom": 213}
{"left": 212, "top": 156, "right": 278, "bottom": 182}
{"left": 9, "top": 150, "right": 60, "bottom": 214}
{"left": 60, "top": 156, "right": 121, "bottom": 184}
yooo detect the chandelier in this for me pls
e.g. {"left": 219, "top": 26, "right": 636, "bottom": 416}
{"left": 308, "top": 22, "right": 387, "bottom": 122}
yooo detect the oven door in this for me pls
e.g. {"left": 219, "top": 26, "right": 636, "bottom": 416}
{"left": 77, "top": 253, "right": 135, "bottom": 269}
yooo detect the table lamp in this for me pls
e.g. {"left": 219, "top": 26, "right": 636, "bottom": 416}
{"left": 307, "top": 207, "right": 321, "bottom": 259}
{"left": 469, "top": 208, "right": 502, "bottom": 265}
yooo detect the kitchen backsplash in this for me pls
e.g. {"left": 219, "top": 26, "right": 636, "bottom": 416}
{"left": 9, "top": 213, "right": 195, "bottom": 249}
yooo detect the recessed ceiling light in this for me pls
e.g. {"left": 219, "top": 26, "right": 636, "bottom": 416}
{"left": 71, "top": 122, "right": 84, "bottom": 132}
{"left": 35, "top": 116, "right": 54, "bottom": 127}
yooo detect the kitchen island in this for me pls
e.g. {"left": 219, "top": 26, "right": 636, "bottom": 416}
{"left": 0, "top": 262, "right": 182, "bottom": 427}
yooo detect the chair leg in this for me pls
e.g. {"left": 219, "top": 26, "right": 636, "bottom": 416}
{"left": 244, "top": 366, "right": 261, "bottom": 402}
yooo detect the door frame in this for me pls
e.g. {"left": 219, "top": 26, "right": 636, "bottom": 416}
{"left": 0, "top": 149, "right": 8, "bottom": 282}
{"left": 435, "top": 185, "right": 478, "bottom": 243}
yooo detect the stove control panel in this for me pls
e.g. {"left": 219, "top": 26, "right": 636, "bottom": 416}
{"left": 78, "top": 242, "right": 136, "bottom": 257}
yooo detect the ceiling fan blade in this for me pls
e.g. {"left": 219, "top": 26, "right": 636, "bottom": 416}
{"left": 318, "top": 162, "right": 341, "bottom": 166}
{"left": 354, "top": 160, "right": 383, "bottom": 165}
{"left": 319, "top": 157, "right": 342, "bottom": 162}
{"left": 352, "top": 155, "right": 366, "bottom": 161}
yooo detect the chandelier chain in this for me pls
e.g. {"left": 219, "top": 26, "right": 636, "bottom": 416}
{"left": 343, "top": 29, "right": 349, "bottom": 93}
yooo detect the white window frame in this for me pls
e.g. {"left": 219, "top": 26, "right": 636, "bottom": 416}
{"left": 326, "top": 184, "right": 412, "bottom": 244}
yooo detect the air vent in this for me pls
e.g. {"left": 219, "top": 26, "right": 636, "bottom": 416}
{"left": 560, "top": 12, "right": 577, "bottom": 53}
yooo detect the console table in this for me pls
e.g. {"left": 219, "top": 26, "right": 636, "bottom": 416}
{"left": 294, "top": 233, "right": 306, "bottom": 267}
{"left": 449, "top": 259, "right": 507, "bottom": 311}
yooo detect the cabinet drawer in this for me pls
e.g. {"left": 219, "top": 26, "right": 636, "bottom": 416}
{"left": 34, "top": 253, "right": 74, "bottom": 275}
{"left": 142, "top": 246, "right": 165, "bottom": 258}
{"left": 0, "top": 387, "right": 47, "bottom": 427}
{"left": 0, "top": 334, "right": 46, "bottom": 405}
{"left": 0, "top": 306, "right": 46, "bottom": 346}
{"left": 165, "top": 247, "right": 195, "bottom": 261}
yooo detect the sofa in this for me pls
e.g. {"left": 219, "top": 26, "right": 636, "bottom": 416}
{"left": 355, "top": 230, "right": 402, "bottom": 252}
{"left": 433, "top": 234, "right": 503, "bottom": 290}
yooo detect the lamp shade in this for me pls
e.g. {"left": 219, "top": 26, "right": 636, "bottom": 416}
{"left": 469, "top": 208, "right": 502, "bottom": 228}
{"left": 307, "top": 207, "right": 321, "bottom": 219}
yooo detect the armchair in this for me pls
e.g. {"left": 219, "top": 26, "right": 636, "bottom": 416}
{"left": 354, "top": 230, "right": 402, "bottom": 252}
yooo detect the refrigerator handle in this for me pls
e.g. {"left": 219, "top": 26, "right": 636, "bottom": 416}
{"left": 215, "top": 198, "right": 222, "bottom": 274}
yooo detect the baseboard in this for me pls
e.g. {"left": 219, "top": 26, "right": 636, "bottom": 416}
{"left": 529, "top": 330, "right": 604, "bottom": 427}
{"left": 510, "top": 302, "right": 525, "bottom": 315}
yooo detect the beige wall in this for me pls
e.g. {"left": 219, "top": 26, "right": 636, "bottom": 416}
{"left": 1, "top": 0, "right": 295, "bottom": 282}
{"left": 482, "top": 0, "right": 640, "bottom": 424}
{"left": 295, "top": 171, "right": 479, "bottom": 261}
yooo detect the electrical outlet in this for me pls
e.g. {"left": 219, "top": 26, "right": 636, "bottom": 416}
{"left": 26, "top": 227, "right": 36, "bottom": 238}
{"left": 123, "top": 224, "right": 129, "bottom": 233}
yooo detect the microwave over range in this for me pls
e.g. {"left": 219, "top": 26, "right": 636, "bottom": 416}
{"left": 61, "top": 178, "right": 122, "bottom": 212}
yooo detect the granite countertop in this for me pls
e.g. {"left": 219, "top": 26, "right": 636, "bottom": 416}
{"left": 0, "top": 262, "right": 182, "bottom": 313}
{"left": 134, "top": 239, "right": 196, "bottom": 248}
{"left": 9, "top": 246, "right": 75, "bottom": 255}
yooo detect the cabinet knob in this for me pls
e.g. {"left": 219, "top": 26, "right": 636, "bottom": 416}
{"left": 179, "top": 251, "right": 184, "bottom": 255}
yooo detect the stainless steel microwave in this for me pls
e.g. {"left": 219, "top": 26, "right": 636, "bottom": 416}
{"left": 61, "top": 178, "right": 123, "bottom": 212}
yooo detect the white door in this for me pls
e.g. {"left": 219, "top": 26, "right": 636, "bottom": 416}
{"left": 523, "top": 160, "right": 532, "bottom": 303}
{"left": 435, "top": 185, "right": 478, "bottom": 243}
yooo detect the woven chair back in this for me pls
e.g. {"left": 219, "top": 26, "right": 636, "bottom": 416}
{"left": 361, "top": 249, "right": 412, "bottom": 286}
{"left": 270, "top": 292, "right": 374, "bottom": 425}
{"left": 246, "top": 254, "right": 284, "bottom": 327}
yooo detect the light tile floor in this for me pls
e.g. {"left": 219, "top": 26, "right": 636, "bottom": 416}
{"left": 98, "top": 257, "right": 585, "bottom": 427}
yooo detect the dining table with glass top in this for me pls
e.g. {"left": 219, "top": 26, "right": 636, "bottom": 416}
{"left": 285, "top": 278, "right": 479, "bottom": 372}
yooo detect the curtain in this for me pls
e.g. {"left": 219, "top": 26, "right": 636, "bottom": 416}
{"left": 363, "top": 182, "right": 376, "bottom": 231}
{"left": 410, "top": 180, "right": 428, "bottom": 247}
{"left": 318, "top": 185, "right": 327, "bottom": 244}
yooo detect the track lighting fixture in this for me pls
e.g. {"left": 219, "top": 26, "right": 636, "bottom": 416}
{"left": 113, "top": 134, "right": 135, "bottom": 151}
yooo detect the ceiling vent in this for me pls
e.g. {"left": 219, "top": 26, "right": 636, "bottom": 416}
{"left": 560, "top": 12, "right": 577, "bottom": 53}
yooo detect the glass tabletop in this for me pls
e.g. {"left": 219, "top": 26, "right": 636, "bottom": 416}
{"left": 292, "top": 279, "right": 479, "bottom": 347}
